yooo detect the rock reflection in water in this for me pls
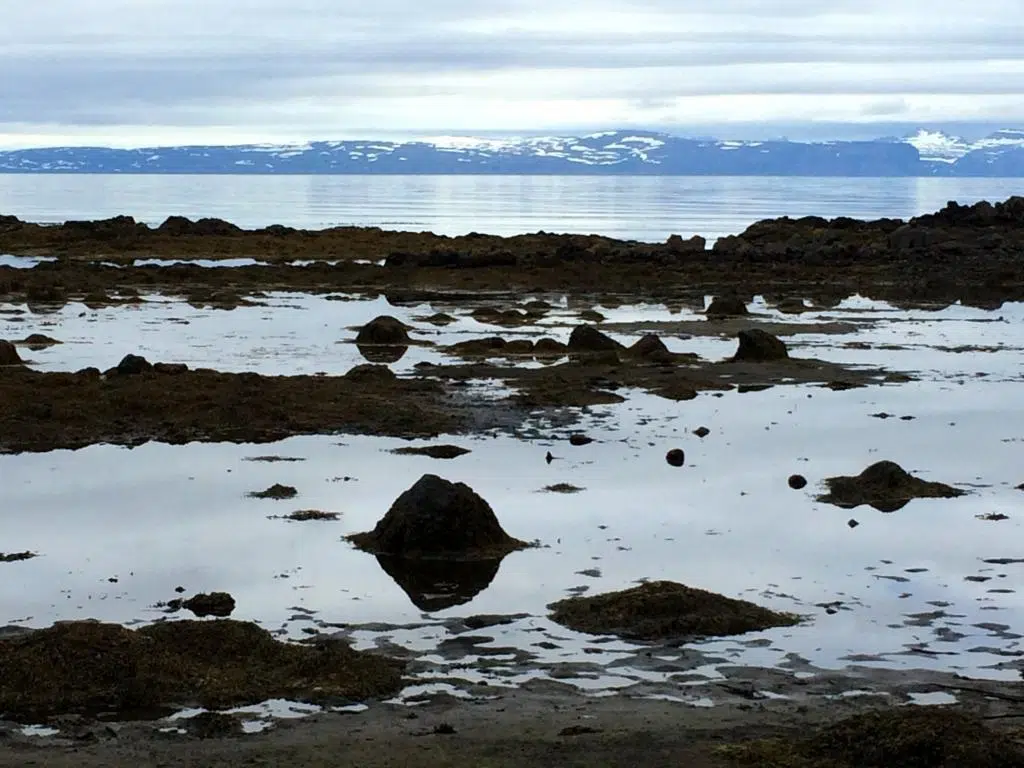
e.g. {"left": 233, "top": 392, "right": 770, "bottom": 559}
{"left": 357, "top": 344, "right": 409, "bottom": 364}
{"left": 373, "top": 553, "right": 505, "bottom": 611}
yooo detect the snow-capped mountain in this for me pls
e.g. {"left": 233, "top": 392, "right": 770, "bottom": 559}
{"left": 904, "top": 128, "right": 1024, "bottom": 167}
{"left": 0, "top": 129, "right": 1022, "bottom": 175}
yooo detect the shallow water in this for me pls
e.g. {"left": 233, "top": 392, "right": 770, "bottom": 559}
{"left": 1, "top": 174, "right": 1022, "bottom": 241}
{"left": 2, "top": 294, "right": 1024, "bottom": 702}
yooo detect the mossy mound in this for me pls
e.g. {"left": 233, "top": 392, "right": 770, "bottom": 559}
{"left": 354, "top": 315, "right": 411, "bottom": 345}
{"left": 0, "top": 619, "right": 403, "bottom": 722}
{"left": 548, "top": 580, "right": 801, "bottom": 641}
{"left": 819, "top": 460, "right": 963, "bottom": 511}
{"left": 0, "top": 339, "right": 24, "bottom": 366}
{"left": 347, "top": 474, "right": 529, "bottom": 559}
{"left": 719, "top": 706, "right": 1024, "bottom": 767}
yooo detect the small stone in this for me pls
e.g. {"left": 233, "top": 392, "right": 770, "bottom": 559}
{"left": 848, "top": 519, "right": 860, "bottom": 529}
{"left": 569, "top": 434, "right": 593, "bottom": 446}
{"left": 788, "top": 474, "right": 808, "bottom": 490}
{"left": 665, "top": 449, "right": 685, "bottom": 467}
{"left": 693, "top": 427, "right": 710, "bottom": 438}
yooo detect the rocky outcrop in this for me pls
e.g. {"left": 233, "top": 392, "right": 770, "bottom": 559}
{"left": 818, "top": 460, "right": 964, "bottom": 511}
{"left": 0, "top": 340, "right": 24, "bottom": 366}
{"left": 347, "top": 474, "right": 529, "bottom": 559}
{"left": 355, "top": 316, "right": 411, "bottom": 345}
{"left": 567, "top": 325, "right": 623, "bottom": 353}
{"left": 548, "top": 580, "right": 800, "bottom": 641}
{"left": 181, "top": 592, "right": 236, "bottom": 618}
{"left": 705, "top": 296, "right": 748, "bottom": 317}
{"left": 732, "top": 329, "right": 789, "bottom": 362}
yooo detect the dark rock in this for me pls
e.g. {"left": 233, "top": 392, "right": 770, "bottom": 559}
{"left": 182, "top": 592, "right": 236, "bottom": 618}
{"left": 1, "top": 551, "right": 37, "bottom": 563}
{"left": 390, "top": 445, "right": 471, "bottom": 459}
{"left": 0, "top": 619, "right": 403, "bottom": 721}
{"left": 113, "top": 354, "right": 152, "bottom": 375}
{"left": 567, "top": 325, "right": 623, "bottom": 353}
{"left": 533, "top": 338, "right": 568, "bottom": 357}
{"left": 627, "top": 334, "right": 671, "bottom": 361}
{"left": 733, "top": 329, "right": 789, "bottom": 362}
{"left": 706, "top": 296, "right": 748, "bottom": 317}
{"left": 447, "top": 337, "right": 509, "bottom": 356}
{"left": 346, "top": 474, "right": 529, "bottom": 559}
{"left": 344, "top": 364, "right": 397, "bottom": 383}
{"left": 665, "top": 234, "right": 706, "bottom": 253}
{"left": 818, "top": 460, "right": 964, "bottom": 511}
{"left": 848, "top": 519, "right": 860, "bottom": 528}
{"left": 776, "top": 298, "right": 810, "bottom": 314}
{"left": 578, "top": 309, "right": 606, "bottom": 323}
{"left": 152, "top": 362, "right": 188, "bottom": 375}
{"left": 21, "top": 334, "right": 61, "bottom": 350}
{"left": 183, "top": 711, "right": 242, "bottom": 739}
{"left": 693, "top": 427, "right": 710, "bottom": 438}
{"left": 248, "top": 484, "right": 298, "bottom": 500}
{"left": 355, "top": 315, "right": 411, "bottom": 345}
{"left": 568, "top": 434, "right": 593, "bottom": 446}
{"left": 0, "top": 340, "right": 24, "bottom": 366}
{"left": 548, "top": 580, "right": 800, "bottom": 641}
{"left": 665, "top": 449, "right": 686, "bottom": 467}
{"left": 788, "top": 474, "right": 808, "bottom": 490}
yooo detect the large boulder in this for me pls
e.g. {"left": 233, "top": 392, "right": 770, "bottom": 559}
{"left": 548, "top": 581, "right": 800, "bottom": 641}
{"left": 347, "top": 474, "right": 529, "bottom": 559}
{"left": 706, "top": 296, "right": 749, "bottom": 318}
{"left": 818, "top": 460, "right": 964, "bottom": 512}
{"left": 627, "top": 334, "right": 672, "bottom": 362}
{"left": 0, "top": 340, "right": 24, "bottom": 366}
{"left": 567, "top": 325, "right": 623, "bottom": 353}
{"left": 355, "top": 316, "right": 411, "bottom": 345}
{"left": 732, "top": 329, "right": 789, "bottom": 362}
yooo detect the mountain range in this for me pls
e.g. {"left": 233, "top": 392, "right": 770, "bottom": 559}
{"left": 1, "top": 129, "right": 1023, "bottom": 176}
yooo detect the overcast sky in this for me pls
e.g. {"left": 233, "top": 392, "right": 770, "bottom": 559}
{"left": 2, "top": 0, "right": 1023, "bottom": 147}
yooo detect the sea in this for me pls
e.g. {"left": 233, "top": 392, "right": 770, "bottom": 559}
{"left": 0, "top": 174, "right": 1021, "bottom": 241}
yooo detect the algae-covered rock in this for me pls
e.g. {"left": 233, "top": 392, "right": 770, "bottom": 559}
{"left": 390, "top": 444, "right": 471, "bottom": 459}
{"left": 718, "top": 706, "right": 1024, "bottom": 767}
{"left": 733, "top": 329, "right": 789, "bottom": 362}
{"left": 706, "top": 296, "right": 749, "bottom": 317}
{"left": 355, "top": 315, "right": 411, "bottom": 345}
{"left": 567, "top": 325, "right": 623, "bottom": 353}
{"left": 347, "top": 474, "right": 529, "bottom": 559}
{"left": 0, "top": 619, "right": 403, "bottom": 721}
{"left": 818, "top": 460, "right": 963, "bottom": 511}
{"left": 182, "top": 592, "right": 236, "bottom": 617}
{"left": 0, "top": 340, "right": 24, "bottom": 367}
{"left": 548, "top": 580, "right": 800, "bottom": 641}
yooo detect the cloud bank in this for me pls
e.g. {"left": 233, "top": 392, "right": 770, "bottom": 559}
{"left": 2, "top": 0, "right": 1023, "bottom": 146}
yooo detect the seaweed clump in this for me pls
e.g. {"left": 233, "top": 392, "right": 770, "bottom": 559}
{"left": 718, "top": 706, "right": 1024, "bottom": 767}
{"left": 548, "top": 580, "right": 800, "bottom": 641}
{"left": 819, "top": 461, "right": 963, "bottom": 512}
{"left": 0, "top": 619, "right": 403, "bottom": 722}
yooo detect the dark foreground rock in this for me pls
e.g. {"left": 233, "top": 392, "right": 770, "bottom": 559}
{"left": 719, "top": 706, "right": 1024, "bottom": 767}
{"left": 0, "top": 339, "right": 23, "bottom": 366}
{"left": 347, "top": 474, "right": 529, "bottom": 559}
{"left": 818, "top": 460, "right": 964, "bottom": 511}
{"left": 247, "top": 483, "right": 298, "bottom": 500}
{"left": 0, "top": 619, "right": 403, "bottom": 722}
{"left": 733, "top": 329, "right": 789, "bottom": 362}
{"left": 548, "top": 580, "right": 800, "bottom": 641}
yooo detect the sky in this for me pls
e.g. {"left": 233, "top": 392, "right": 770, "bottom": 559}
{"left": 2, "top": 0, "right": 1023, "bottom": 148}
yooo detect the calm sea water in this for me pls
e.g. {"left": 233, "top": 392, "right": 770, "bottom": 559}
{"left": 0, "top": 175, "right": 1022, "bottom": 242}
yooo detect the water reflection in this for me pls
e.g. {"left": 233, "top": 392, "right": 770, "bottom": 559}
{"left": 357, "top": 344, "right": 409, "bottom": 364}
{"left": 373, "top": 554, "right": 507, "bottom": 612}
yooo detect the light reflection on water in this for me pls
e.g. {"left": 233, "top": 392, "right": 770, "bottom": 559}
{"left": 1, "top": 294, "right": 1023, "bottom": 694}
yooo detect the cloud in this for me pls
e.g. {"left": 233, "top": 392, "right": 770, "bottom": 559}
{"left": 1, "top": 0, "right": 1023, "bottom": 145}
